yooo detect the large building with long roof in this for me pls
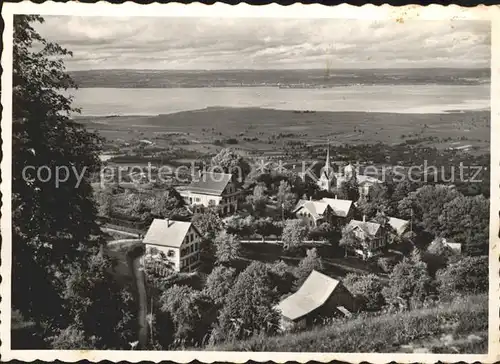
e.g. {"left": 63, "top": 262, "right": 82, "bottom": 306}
{"left": 276, "top": 270, "right": 356, "bottom": 331}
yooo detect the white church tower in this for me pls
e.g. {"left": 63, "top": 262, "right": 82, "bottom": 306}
{"left": 317, "top": 140, "right": 335, "bottom": 191}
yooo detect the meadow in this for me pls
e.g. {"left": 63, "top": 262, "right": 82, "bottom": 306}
{"left": 78, "top": 107, "right": 490, "bottom": 156}
{"left": 213, "top": 294, "right": 488, "bottom": 353}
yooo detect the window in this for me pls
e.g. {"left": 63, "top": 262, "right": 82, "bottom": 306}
{"left": 194, "top": 242, "right": 199, "bottom": 251}
{"left": 167, "top": 249, "right": 175, "bottom": 257}
{"left": 195, "top": 197, "right": 201, "bottom": 202}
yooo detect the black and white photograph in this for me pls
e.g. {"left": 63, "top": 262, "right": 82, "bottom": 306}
{"left": 1, "top": 3, "right": 498, "bottom": 362}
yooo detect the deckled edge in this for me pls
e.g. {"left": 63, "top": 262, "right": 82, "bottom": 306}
{"left": 1, "top": 2, "right": 499, "bottom": 363}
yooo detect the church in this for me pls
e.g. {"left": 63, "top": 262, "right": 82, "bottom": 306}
{"left": 317, "top": 142, "right": 381, "bottom": 198}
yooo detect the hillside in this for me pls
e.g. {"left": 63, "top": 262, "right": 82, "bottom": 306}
{"left": 212, "top": 294, "right": 488, "bottom": 353}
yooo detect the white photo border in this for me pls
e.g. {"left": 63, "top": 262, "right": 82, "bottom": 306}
{"left": 1, "top": 2, "right": 499, "bottom": 362}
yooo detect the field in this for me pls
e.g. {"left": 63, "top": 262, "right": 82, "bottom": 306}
{"left": 213, "top": 294, "right": 488, "bottom": 353}
{"left": 77, "top": 107, "right": 490, "bottom": 157}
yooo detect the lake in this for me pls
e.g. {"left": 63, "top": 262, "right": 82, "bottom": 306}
{"left": 70, "top": 84, "right": 490, "bottom": 117}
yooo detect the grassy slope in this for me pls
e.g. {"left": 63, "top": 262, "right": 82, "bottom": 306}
{"left": 212, "top": 294, "right": 488, "bottom": 353}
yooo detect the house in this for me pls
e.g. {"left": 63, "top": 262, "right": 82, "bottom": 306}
{"left": 344, "top": 217, "right": 385, "bottom": 259}
{"left": 276, "top": 270, "right": 356, "bottom": 331}
{"left": 178, "top": 171, "right": 241, "bottom": 215}
{"left": 430, "top": 237, "right": 462, "bottom": 255}
{"left": 142, "top": 218, "right": 202, "bottom": 272}
{"left": 293, "top": 196, "right": 353, "bottom": 228}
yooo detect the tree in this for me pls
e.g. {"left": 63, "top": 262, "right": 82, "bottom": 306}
{"left": 192, "top": 207, "right": 223, "bottom": 240}
{"left": 160, "top": 285, "right": 216, "bottom": 346}
{"left": 214, "top": 232, "right": 241, "bottom": 264}
{"left": 59, "top": 254, "right": 137, "bottom": 349}
{"left": 343, "top": 273, "right": 386, "bottom": 311}
{"left": 307, "top": 222, "right": 341, "bottom": 246}
{"left": 382, "top": 255, "right": 433, "bottom": 309}
{"left": 436, "top": 256, "right": 488, "bottom": 298}
{"left": 211, "top": 148, "right": 251, "bottom": 182}
{"left": 203, "top": 266, "right": 237, "bottom": 306}
{"left": 422, "top": 238, "right": 457, "bottom": 277}
{"left": 276, "top": 180, "right": 297, "bottom": 214}
{"left": 211, "top": 262, "right": 280, "bottom": 343}
{"left": 267, "top": 260, "right": 296, "bottom": 295}
{"left": 397, "top": 185, "right": 460, "bottom": 235}
{"left": 439, "top": 195, "right": 489, "bottom": 255}
{"left": 246, "top": 183, "right": 268, "bottom": 216}
{"left": 12, "top": 15, "right": 104, "bottom": 341}
{"left": 225, "top": 214, "right": 255, "bottom": 237}
{"left": 295, "top": 248, "right": 324, "bottom": 287}
{"left": 50, "top": 326, "right": 98, "bottom": 350}
{"left": 151, "top": 187, "right": 184, "bottom": 218}
{"left": 282, "top": 219, "right": 308, "bottom": 251}
{"left": 94, "top": 187, "right": 113, "bottom": 217}
{"left": 339, "top": 226, "right": 363, "bottom": 256}
{"left": 340, "top": 169, "right": 360, "bottom": 201}
{"left": 357, "top": 184, "right": 392, "bottom": 219}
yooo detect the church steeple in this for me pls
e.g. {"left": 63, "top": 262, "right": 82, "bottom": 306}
{"left": 324, "top": 139, "right": 331, "bottom": 175}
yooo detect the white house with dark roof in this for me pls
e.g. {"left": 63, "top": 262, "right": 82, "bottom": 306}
{"left": 143, "top": 219, "right": 202, "bottom": 272}
{"left": 276, "top": 270, "right": 356, "bottom": 331}
{"left": 178, "top": 171, "right": 241, "bottom": 214}
{"left": 293, "top": 196, "right": 353, "bottom": 228}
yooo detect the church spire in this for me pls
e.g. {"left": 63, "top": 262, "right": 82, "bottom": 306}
{"left": 325, "top": 139, "right": 331, "bottom": 174}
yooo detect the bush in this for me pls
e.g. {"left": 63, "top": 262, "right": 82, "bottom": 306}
{"left": 436, "top": 256, "right": 488, "bottom": 298}
{"left": 377, "top": 256, "right": 400, "bottom": 274}
{"left": 382, "top": 255, "right": 433, "bottom": 309}
{"left": 343, "top": 273, "right": 386, "bottom": 311}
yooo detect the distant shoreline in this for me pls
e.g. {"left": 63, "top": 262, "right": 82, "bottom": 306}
{"left": 73, "top": 106, "right": 491, "bottom": 120}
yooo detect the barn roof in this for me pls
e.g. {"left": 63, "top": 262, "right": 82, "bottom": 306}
{"left": 277, "top": 270, "right": 340, "bottom": 321}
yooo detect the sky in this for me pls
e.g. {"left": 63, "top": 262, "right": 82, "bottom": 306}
{"left": 34, "top": 16, "right": 491, "bottom": 70}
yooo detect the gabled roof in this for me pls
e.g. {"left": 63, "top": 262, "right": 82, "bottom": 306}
{"left": 388, "top": 217, "right": 410, "bottom": 235}
{"left": 293, "top": 200, "right": 329, "bottom": 219}
{"left": 277, "top": 270, "right": 341, "bottom": 321}
{"left": 346, "top": 220, "right": 381, "bottom": 237}
{"left": 322, "top": 198, "right": 353, "bottom": 217}
{"left": 186, "top": 171, "right": 233, "bottom": 196}
{"left": 294, "top": 198, "right": 353, "bottom": 218}
{"left": 143, "top": 219, "right": 194, "bottom": 248}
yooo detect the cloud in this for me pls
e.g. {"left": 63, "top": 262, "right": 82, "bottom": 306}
{"left": 33, "top": 16, "right": 490, "bottom": 70}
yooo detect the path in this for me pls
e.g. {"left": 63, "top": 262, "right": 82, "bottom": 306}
{"left": 102, "top": 227, "right": 141, "bottom": 238}
{"left": 130, "top": 255, "right": 148, "bottom": 348}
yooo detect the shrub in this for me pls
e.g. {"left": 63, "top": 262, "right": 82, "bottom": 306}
{"left": 382, "top": 255, "right": 433, "bottom": 309}
{"left": 343, "top": 273, "right": 386, "bottom": 311}
{"left": 436, "top": 256, "right": 488, "bottom": 298}
{"left": 377, "top": 256, "right": 400, "bottom": 274}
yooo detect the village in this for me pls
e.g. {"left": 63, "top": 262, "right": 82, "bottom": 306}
{"left": 95, "top": 140, "right": 488, "bottom": 349}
